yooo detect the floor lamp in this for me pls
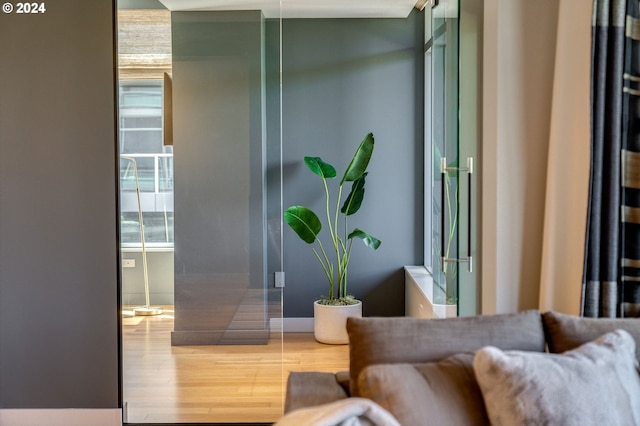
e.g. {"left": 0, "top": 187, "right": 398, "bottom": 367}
{"left": 121, "top": 156, "right": 163, "bottom": 316}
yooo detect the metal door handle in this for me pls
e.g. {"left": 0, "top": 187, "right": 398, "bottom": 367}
{"left": 440, "top": 156, "right": 473, "bottom": 273}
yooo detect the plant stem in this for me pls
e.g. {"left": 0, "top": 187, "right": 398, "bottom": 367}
{"left": 322, "top": 177, "right": 336, "bottom": 248}
{"left": 313, "top": 239, "right": 334, "bottom": 298}
{"left": 342, "top": 215, "right": 349, "bottom": 298}
{"left": 332, "top": 184, "right": 345, "bottom": 299}
{"left": 342, "top": 239, "right": 353, "bottom": 297}
{"left": 320, "top": 176, "right": 341, "bottom": 299}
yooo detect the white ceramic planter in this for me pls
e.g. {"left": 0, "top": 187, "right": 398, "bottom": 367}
{"left": 313, "top": 300, "right": 363, "bottom": 344}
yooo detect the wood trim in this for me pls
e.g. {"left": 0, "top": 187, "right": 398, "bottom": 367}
{"left": 163, "top": 72, "right": 173, "bottom": 145}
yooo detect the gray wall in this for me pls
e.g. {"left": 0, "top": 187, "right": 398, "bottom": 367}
{"left": 0, "top": 0, "right": 119, "bottom": 409}
{"left": 281, "top": 11, "right": 424, "bottom": 317}
{"left": 122, "top": 251, "right": 174, "bottom": 305}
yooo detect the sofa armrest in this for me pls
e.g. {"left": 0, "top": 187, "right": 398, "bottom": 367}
{"left": 335, "top": 370, "right": 351, "bottom": 394}
{"left": 284, "top": 371, "right": 350, "bottom": 413}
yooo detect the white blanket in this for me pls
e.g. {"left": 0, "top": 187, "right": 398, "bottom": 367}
{"left": 274, "top": 397, "right": 401, "bottom": 426}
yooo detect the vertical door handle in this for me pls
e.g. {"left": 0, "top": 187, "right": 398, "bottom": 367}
{"left": 440, "top": 157, "right": 473, "bottom": 273}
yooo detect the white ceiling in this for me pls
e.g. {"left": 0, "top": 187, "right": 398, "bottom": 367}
{"left": 157, "top": 0, "right": 418, "bottom": 19}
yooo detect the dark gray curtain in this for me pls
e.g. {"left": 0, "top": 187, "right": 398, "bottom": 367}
{"left": 583, "top": 0, "right": 640, "bottom": 317}
{"left": 621, "top": 0, "right": 640, "bottom": 317}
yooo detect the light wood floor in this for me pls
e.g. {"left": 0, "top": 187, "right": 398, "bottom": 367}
{"left": 122, "top": 306, "right": 349, "bottom": 424}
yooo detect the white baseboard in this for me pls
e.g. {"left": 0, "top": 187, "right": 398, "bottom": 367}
{"left": 0, "top": 409, "right": 122, "bottom": 426}
{"left": 270, "top": 317, "right": 314, "bottom": 333}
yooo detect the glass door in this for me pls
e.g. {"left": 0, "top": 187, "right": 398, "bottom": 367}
{"left": 429, "top": 0, "right": 476, "bottom": 315}
{"left": 118, "top": 1, "right": 284, "bottom": 423}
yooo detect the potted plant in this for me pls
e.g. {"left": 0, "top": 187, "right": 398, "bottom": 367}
{"left": 284, "top": 132, "right": 381, "bottom": 344}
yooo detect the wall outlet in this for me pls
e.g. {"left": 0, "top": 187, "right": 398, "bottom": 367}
{"left": 122, "top": 258, "right": 135, "bottom": 268}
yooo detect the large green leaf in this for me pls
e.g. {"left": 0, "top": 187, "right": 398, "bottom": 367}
{"left": 341, "top": 133, "right": 374, "bottom": 184}
{"left": 304, "top": 157, "right": 337, "bottom": 179}
{"left": 284, "top": 206, "right": 322, "bottom": 244}
{"left": 348, "top": 228, "right": 381, "bottom": 250}
{"left": 341, "top": 172, "right": 367, "bottom": 216}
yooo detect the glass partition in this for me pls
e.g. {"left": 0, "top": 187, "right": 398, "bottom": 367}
{"left": 118, "top": 2, "right": 283, "bottom": 423}
{"left": 425, "top": 0, "right": 480, "bottom": 316}
{"left": 430, "top": 0, "right": 460, "bottom": 308}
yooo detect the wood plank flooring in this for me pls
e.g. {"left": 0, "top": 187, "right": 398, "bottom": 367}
{"left": 122, "top": 306, "right": 349, "bottom": 424}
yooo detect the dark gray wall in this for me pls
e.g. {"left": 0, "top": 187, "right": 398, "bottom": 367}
{"left": 281, "top": 12, "right": 424, "bottom": 317}
{"left": 0, "top": 0, "right": 119, "bottom": 408}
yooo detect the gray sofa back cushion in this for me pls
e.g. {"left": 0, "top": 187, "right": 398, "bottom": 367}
{"left": 346, "top": 310, "right": 546, "bottom": 396}
{"left": 358, "top": 353, "right": 489, "bottom": 426}
{"left": 542, "top": 311, "right": 640, "bottom": 360}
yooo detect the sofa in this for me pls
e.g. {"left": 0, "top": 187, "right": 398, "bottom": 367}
{"left": 276, "top": 310, "right": 640, "bottom": 426}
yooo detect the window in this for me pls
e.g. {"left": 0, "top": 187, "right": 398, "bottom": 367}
{"left": 119, "top": 81, "right": 174, "bottom": 248}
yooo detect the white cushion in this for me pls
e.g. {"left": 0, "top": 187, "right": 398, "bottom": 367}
{"left": 473, "top": 329, "right": 640, "bottom": 426}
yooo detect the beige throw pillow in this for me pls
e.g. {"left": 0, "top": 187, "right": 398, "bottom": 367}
{"left": 473, "top": 330, "right": 640, "bottom": 426}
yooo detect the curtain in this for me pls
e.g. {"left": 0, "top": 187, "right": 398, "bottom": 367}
{"left": 620, "top": 1, "right": 640, "bottom": 316}
{"left": 539, "top": 1, "right": 592, "bottom": 316}
{"left": 582, "top": 0, "right": 640, "bottom": 317}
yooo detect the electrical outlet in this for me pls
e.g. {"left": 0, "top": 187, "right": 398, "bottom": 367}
{"left": 122, "top": 258, "right": 135, "bottom": 268}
